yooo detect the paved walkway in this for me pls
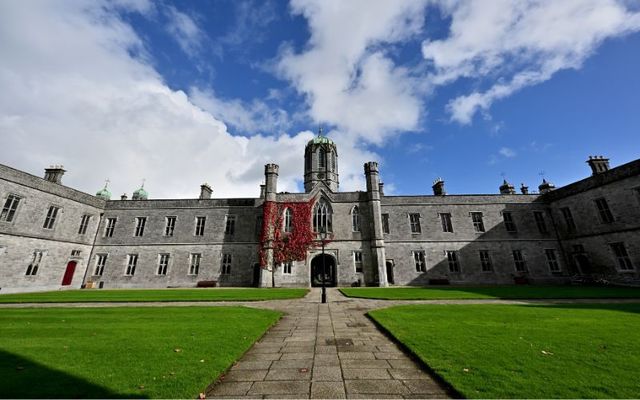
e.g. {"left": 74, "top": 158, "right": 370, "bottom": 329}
{"left": 206, "top": 288, "right": 453, "bottom": 399}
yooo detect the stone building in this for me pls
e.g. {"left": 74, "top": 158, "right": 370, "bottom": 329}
{"left": 1, "top": 136, "right": 639, "bottom": 293}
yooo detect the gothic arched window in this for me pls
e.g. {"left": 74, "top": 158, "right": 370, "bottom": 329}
{"left": 318, "top": 148, "right": 326, "bottom": 169}
{"left": 351, "top": 206, "right": 360, "bottom": 232}
{"left": 283, "top": 208, "right": 293, "bottom": 233}
{"left": 313, "top": 199, "right": 332, "bottom": 233}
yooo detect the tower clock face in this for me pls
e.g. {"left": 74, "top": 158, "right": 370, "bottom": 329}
{"left": 317, "top": 173, "right": 325, "bottom": 179}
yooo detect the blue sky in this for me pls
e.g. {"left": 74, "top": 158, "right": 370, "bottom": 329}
{"left": 1, "top": 0, "right": 639, "bottom": 198}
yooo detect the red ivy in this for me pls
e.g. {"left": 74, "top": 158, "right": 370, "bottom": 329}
{"left": 259, "top": 198, "right": 319, "bottom": 268}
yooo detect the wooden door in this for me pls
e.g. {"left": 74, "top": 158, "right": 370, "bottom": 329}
{"left": 61, "top": 261, "right": 77, "bottom": 286}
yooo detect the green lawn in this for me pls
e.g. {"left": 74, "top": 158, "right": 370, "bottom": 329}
{"left": 369, "top": 303, "right": 640, "bottom": 398}
{"left": 0, "top": 288, "right": 308, "bottom": 303}
{"left": 0, "top": 306, "right": 280, "bottom": 398}
{"left": 340, "top": 285, "right": 640, "bottom": 300}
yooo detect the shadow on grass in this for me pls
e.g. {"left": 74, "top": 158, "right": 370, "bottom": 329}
{"left": 0, "top": 350, "right": 143, "bottom": 399}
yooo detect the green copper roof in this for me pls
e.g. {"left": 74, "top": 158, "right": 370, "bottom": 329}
{"left": 132, "top": 186, "right": 148, "bottom": 200}
{"left": 95, "top": 187, "right": 111, "bottom": 200}
{"left": 307, "top": 135, "right": 334, "bottom": 146}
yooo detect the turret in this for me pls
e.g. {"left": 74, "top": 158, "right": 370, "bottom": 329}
{"left": 499, "top": 179, "right": 516, "bottom": 195}
{"left": 538, "top": 178, "right": 555, "bottom": 194}
{"left": 304, "top": 128, "right": 339, "bottom": 192}
{"left": 364, "top": 162, "right": 380, "bottom": 194}
{"left": 132, "top": 181, "right": 148, "bottom": 200}
{"left": 520, "top": 183, "right": 529, "bottom": 195}
{"left": 264, "top": 164, "right": 279, "bottom": 202}
{"left": 95, "top": 180, "right": 111, "bottom": 200}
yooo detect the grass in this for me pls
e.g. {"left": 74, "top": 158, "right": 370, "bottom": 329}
{"left": 340, "top": 285, "right": 640, "bottom": 300}
{"left": 0, "top": 288, "right": 308, "bottom": 303}
{"left": 369, "top": 303, "right": 640, "bottom": 398}
{"left": 0, "top": 306, "right": 281, "bottom": 398}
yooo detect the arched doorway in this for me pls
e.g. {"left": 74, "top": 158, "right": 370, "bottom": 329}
{"left": 61, "top": 261, "right": 77, "bottom": 286}
{"left": 310, "top": 254, "right": 336, "bottom": 287}
{"left": 386, "top": 260, "right": 395, "bottom": 285}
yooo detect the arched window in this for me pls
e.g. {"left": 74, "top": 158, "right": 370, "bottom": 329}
{"left": 283, "top": 208, "right": 293, "bottom": 233}
{"left": 318, "top": 148, "right": 326, "bottom": 169}
{"left": 313, "top": 199, "right": 332, "bottom": 233}
{"left": 351, "top": 206, "right": 360, "bottom": 232}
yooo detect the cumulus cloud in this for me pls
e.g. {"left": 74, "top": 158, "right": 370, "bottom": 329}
{"left": 276, "top": 0, "right": 428, "bottom": 145}
{"left": 164, "top": 5, "right": 206, "bottom": 57}
{"left": 423, "top": 0, "right": 640, "bottom": 124}
{"left": 0, "top": 0, "right": 374, "bottom": 198}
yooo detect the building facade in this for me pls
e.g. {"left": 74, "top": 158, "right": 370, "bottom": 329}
{"left": 1, "top": 137, "right": 639, "bottom": 293}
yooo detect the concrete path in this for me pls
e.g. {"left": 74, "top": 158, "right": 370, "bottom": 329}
{"left": 206, "top": 288, "right": 453, "bottom": 399}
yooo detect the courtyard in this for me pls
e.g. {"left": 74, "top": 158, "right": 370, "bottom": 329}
{"left": 1, "top": 286, "right": 639, "bottom": 398}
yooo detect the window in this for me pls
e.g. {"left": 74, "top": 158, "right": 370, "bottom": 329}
{"left": 25, "top": 251, "right": 44, "bottom": 276}
{"left": 104, "top": 218, "right": 117, "bottom": 237}
{"left": 533, "top": 211, "right": 548, "bottom": 234}
{"left": 189, "top": 253, "right": 201, "bottom": 275}
{"left": 283, "top": 261, "right": 292, "bottom": 274}
{"left": 354, "top": 251, "right": 363, "bottom": 273}
{"left": 225, "top": 215, "right": 236, "bottom": 235}
{"left": 1, "top": 194, "right": 21, "bottom": 222}
{"left": 446, "top": 251, "right": 460, "bottom": 273}
{"left": 409, "top": 213, "right": 421, "bottom": 234}
{"left": 545, "top": 249, "right": 561, "bottom": 272}
{"left": 595, "top": 198, "right": 614, "bottom": 223}
{"left": 560, "top": 207, "right": 576, "bottom": 233}
{"left": 503, "top": 212, "right": 517, "bottom": 233}
{"left": 319, "top": 148, "right": 326, "bottom": 169}
{"left": 255, "top": 216, "right": 263, "bottom": 239}
{"left": 43, "top": 206, "right": 60, "bottom": 229}
{"left": 134, "top": 217, "right": 146, "bottom": 237}
{"left": 512, "top": 250, "right": 527, "bottom": 272}
{"left": 413, "top": 251, "right": 426, "bottom": 272}
{"left": 440, "top": 213, "right": 453, "bottom": 232}
{"left": 479, "top": 250, "right": 493, "bottom": 272}
{"left": 382, "top": 214, "right": 390, "bottom": 234}
{"left": 283, "top": 208, "right": 293, "bottom": 233}
{"left": 165, "top": 216, "right": 176, "bottom": 236}
{"left": 71, "top": 249, "right": 81, "bottom": 257}
{"left": 77, "top": 214, "right": 91, "bottom": 235}
{"left": 94, "top": 254, "right": 107, "bottom": 276}
{"left": 157, "top": 254, "right": 170, "bottom": 275}
{"left": 610, "top": 242, "right": 634, "bottom": 271}
{"left": 635, "top": 187, "right": 640, "bottom": 206}
{"left": 471, "top": 212, "right": 485, "bottom": 232}
{"left": 313, "top": 199, "right": 332, "bottom": 233}
{"left": 351, "top": 206, "right": 360, "bottom": 232}
{"left": 221, "top": 253, "right": 232, "bottom": 274}
{"left": 195, "top": 216, "right": 206, "bottom": 236}
{"left": 125, "top": 254, "right": 138, "bottom": 276}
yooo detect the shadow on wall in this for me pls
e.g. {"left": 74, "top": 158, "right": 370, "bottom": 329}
{"left": 405, "top": 200, "right": 586, "bottom": 286}
{"left": 0, "top": 349, "right": 143, "bottom": 399}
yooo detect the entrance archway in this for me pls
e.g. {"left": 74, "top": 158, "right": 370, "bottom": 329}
{"left": 310, "top": 254, "right": 336, "bottom": 287}
{"left": 252, "top": 263, "right": 261, "bottom": 287}
{"left": 61, "top": 261, "right": 77, "bottom": 286}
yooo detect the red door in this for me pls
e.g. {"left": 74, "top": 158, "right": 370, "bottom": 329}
{"left": 61, "top": 261, "right": 77, "bottom": 286}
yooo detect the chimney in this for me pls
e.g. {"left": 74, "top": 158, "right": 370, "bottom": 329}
{"left": 520, "top": 183, "right": 529, "bottom": 195}
{"left": 259, "top": 184, "right": 266, "bottom": 199}
{"left": 199, "top": 183, "right": 212, "bottom": 199}
{"left": 44, "top": 165, "right": 66, "bottom": 184}
{"left": 378, "top": 182, "right": 385, "bottom": 196}
{"left": 499, "top": 179, "right": 516, "bottom": 195}
{"left": 538, "top": 178, "right": 556, "bottom": 194}
{"left": 120, "top": 193, "right": 128, "bottom": 201}
{"left": 432, "top": 178, "right": 445, "bottom": 196}
{"left": 586, "top": 155, "right": 610, "bottom": 175}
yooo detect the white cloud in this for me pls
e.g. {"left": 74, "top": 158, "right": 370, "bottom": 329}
{"left": 0, "top": 0, "right": 373, "bottom": 198}
{"left": 423, "top": 0, "right": 640, "bottom": 124}
{"left": 276, "top": 0, "right": 428, "bottom": 145}
{"left": 498, "top": 147, "right": 517, "bottom": 158}
{"left": 164, "top": 5, "right": 206, "bottom": 57}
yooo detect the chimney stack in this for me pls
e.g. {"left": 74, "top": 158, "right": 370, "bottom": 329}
{"left": 520, "top": 183, "right": 529, "bottom": 195}
{"left": 120, "top": 193, "right": 128, "bottom": 201}
{"left": 587, "top": 155, "right": 610, "bottom": 175}
{"left": 44, "top": 165, "right": 66, "bottom": 184}
{"left": 199, "top": 183, "right": 212, "bottom": 199}
{"left": 538, "top": 178, "right": 556, "bottom": 194}
{"left": 378, "top": 182, "right": 385, "bottom": 196}
{"left": 432, "top": 178, "right": 445, "bottom": 196}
